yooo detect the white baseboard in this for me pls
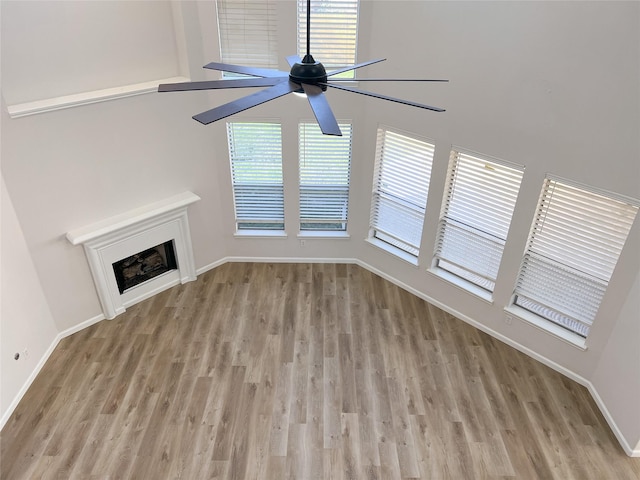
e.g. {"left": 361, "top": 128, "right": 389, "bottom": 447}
{"left": 586, "top": 382, "right": 639, "bottom": 457}
{"left": 196, "top": 256, "right": 232, "bottom": 275}
{"left": 352, "top": 259, "right": 638, "bottom": 457}
{"left": 4, "top": 257, "right": 637, "bottom": 456}
{"left": 0, "top": 313, "right": 105, "bottom": 430}
{"left": 1, "top": 337, "right": 60, "bottom": 430}
{"left": 57, "top": 312, "right": 106, "bottom": 339}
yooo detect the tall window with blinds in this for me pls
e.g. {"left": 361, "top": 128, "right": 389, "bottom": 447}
{"left": 297, "top": 0, "right": 358, "bottom": 75}
{"left": 217, "top": 0, "right": 279, "bottom": 75}
{"left": 299, "top": 122, "right": 352, "bottom": 231}
{"left": 369, "top": 128, "right": 434, "bottom": 257}
{"left": 512, "top": 178, "right": 638, "bottom": 338}
{"left": 433, "top": 150, "right": 524, "bottom": 293}
{"left": 227, "top": 122, "right": 284, "bottom": 231}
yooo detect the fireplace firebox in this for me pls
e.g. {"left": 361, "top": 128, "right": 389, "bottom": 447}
{"left": 112, "top": 241, "right": 178, "bottom": 294}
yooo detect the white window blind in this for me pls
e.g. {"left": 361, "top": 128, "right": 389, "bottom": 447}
{"left": 513, "top": 178, "right": 638, "bottom": 338}
{"left": 227, "top": 122, "right": 284, "bottom": 230}
{"left": 369, "top": 128, "right": 434, "bottom": 256}
{"left": 217, "top": 0, "right": 279, "bottom": 74}
{"left": 299, "top": 122, "right": 352, "bottom": 231}
{"left": 297, "top": 0, "right": 358, "bottom": 71}
{"left": 434, "top": 150, "right": 524, "bottom": 292}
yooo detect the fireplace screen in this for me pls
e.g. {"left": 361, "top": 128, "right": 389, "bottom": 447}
{"left": 112, "top": 241, "right": 177, "bottom": 294}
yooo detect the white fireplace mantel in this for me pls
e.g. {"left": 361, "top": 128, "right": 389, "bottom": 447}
{"left": 67, "top": 191, "right": 200, "bottom": 319}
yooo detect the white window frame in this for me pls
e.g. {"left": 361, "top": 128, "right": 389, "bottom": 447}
{"left": 297, "top": 0, "right": 359, "bottom": 77}
{"left": 216, "top": 0, "right": 279, "bottom": 77}
{"left": 368, "top": 127, "right": 435, "bottom": 263}
{"left": 298, "top": 122, "right": 352, "bottom": 235}
{"left": 430, "top": 148, "right": 524, "bottom": 300}
{"left": 507, "top": 176, "right": 638, "bottom": 347}
{"left": 226, "top": 121, "right": 286, "bottom": 236}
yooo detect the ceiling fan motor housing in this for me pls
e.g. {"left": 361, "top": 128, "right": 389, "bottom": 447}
{"left": 289, "top": 55, "right": 328, "bottom": 90}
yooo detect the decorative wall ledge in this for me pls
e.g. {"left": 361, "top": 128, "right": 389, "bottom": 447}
{"left": 7, "top": 76, "right": 189, "bottom": 119}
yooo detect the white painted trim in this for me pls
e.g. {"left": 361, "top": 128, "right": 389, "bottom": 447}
{"left": 426, "top": 267, "right": 494, "bottom": 305}
{"left": 586, "top": 382, "right": 639, "bottom": 457}
{"left": 504, "top": 305, "right": 588, "bottom": 351}
{"left": 225, "top": 256, "right": 359, "bottom": 265}
{"left": 66, "top": 192, "right": 200, "bottom": 245}
{"left": 67, "top": 192, "right": 200, "bottom": 319}
{"left": 355, "top": 259, "right": 588, "bottom": 383}
{"left": 354, "top": 258, "right": 637, "bottom": 457}
{"left": 3, "top": 256, "right": 637, "bottom": 456}
{"left": 6, "top": 77, "right": 190, "bottom": 119}
{"left": 58, "top": 313, "right": 106, "bottom": 339}
{"left": 233, "top": 231, "right": 288, "bottom": 239}
{"left": 364, "top": 237, "right": 419, "bottom": 266}
{"left": 0, "top": 313, "right": 104, "bottom": 430}
{"left": 196, "top": 257, "right": 230, "bottom": 276}
{"left": 0, "top": 338, "right": 59, "bottom": 430}
{"left": 297, "top": 231, "right": 351, "bottom": 239}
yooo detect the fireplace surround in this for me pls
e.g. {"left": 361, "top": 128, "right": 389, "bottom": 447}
{"left": 67, "top": 191, "right": 200, "bottom": 319}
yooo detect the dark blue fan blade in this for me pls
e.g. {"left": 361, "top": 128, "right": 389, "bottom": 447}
{"left": 328, "top": 78, "right": 449, "bottom": 82}
{"left": 203, "top": 62, "right": 288, "bottom": 78}
{"left": 321, "top": 82, "right": 445, "bottom": 112}
{"left": 159, "top": 77, "right": 287, "bottom": 92}
{"left": 301, "top": 83, "right": 342, "bottom": 136}
{"left": 326, "top": 59, "right": 386, "bottom": 77}
{"left": 193, "top": 81, "right": 299, "bottom": 125}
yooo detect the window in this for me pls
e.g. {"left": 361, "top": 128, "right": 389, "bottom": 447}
{"left": 512, "top": 177, "right": 638, "bottom": 339}
{"left": 217, "top": 0, "right": 279, "bottom": 75}
{"left": 297, "top": 0, "right": 358, "bottom": 74}
{"left": 433, "top": 149, "right": 524, "bottom": 293}
{"left": 369, "top": 128, "right": 435, "bottom": 258}
{"left": 299, "top": 122, "right": 352, "bottom": 231}
{"left": 227, "top": 122, "right": 284, "bottom": 231}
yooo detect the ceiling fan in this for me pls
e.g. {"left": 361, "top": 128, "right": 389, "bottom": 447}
{"left": 158, "top": 0, "right": 447, "bottom": 136}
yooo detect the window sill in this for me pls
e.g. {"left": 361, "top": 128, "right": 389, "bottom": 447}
{"left": 365, "top": 237, "right": 419, "bottom": 266}
{"left": 234, "top": 230, "right": 288, "bottom": 239}
{"left": 7, "top": 76, "right": 189, "bottom": 118}
{"left": 426, "top": 268, "right": 494, "bottom": 304}
{"left": 297, "top": 231, "right": 350, "bottom": 239}
{"left": 504, "top": 305, "right": 588, "bottom": 351}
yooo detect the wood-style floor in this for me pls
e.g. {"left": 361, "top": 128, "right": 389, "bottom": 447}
{"left": 2, "top": 263, "right": 638, "bottom": 479}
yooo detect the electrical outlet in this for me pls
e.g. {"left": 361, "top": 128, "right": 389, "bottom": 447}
{"left": 504, "top": 314, "right": 513, "bottom": 325}
{"left": 300, "top": 239, "right": 306, "bottom": 247}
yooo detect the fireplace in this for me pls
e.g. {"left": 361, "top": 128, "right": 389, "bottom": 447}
{"left": 67, "top": 192, "right": 200, "bottom": 319}
{"left": 113, "top": 241, "right": 178, "bottom": 294}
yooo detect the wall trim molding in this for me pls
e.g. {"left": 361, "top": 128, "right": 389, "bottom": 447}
{"left": 351, "top": 259, "right": 638, "bottom": 457}
{"left": 6, "top": 77, "right": 189, "bottom": 119}
{"left": 3, "top": 256, "right": 637, "bottom": 456}
{"left": 0, "top": 313, "right": 104, "bottom": 430}
{"left": 585, "top": 382, "right": 639, "bottom": 457}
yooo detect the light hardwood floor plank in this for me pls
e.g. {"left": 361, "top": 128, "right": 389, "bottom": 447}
{"left": 1, "top": 262, "right": 638, "bottom": 479}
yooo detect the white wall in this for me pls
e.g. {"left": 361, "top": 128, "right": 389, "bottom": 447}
{"left": 215, "top": 1, "right": 640, "bottom": 451}
{"left": 592, "top": 268, "right": 640, "bottom": 455}
{"left": 355, "top": 0, "right": 640, "bottom": 376}
{"left": 1, "top": 1, "right": 227, "bottom": 332}
{"left": 1, "top": 0, "right": 638, "bottom": 452}
{"left": 1, "top": 175, "right": 59, "bottom": 425}
{"left": 1, "top": 0, "right": 182, "bottom": 104}
{"left": 221, "top": 0, "right": 640, "bottom": 376}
